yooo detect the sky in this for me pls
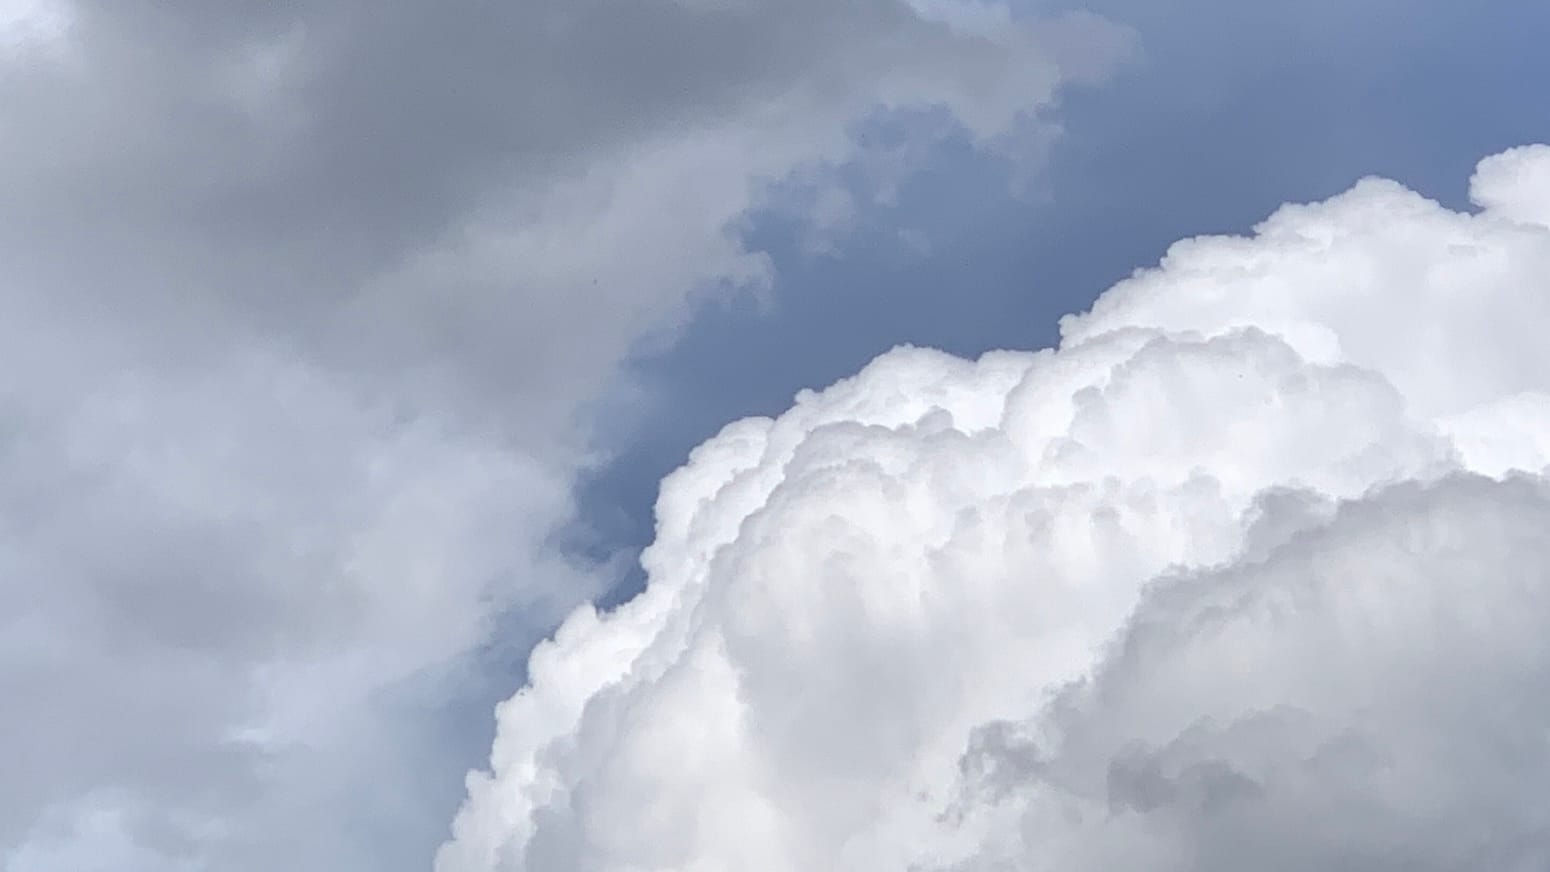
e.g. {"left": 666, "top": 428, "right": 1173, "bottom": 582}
{"left": 582, "top": 0, "right": 1550, "bottom": 586}
{"left": 2, "top": 2, "right": 1548, "bottom": 871}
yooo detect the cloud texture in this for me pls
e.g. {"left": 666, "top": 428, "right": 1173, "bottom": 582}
{"left": 443, "top": 144, "right": 1550, "bottom": 870}
{"left": 0, "top": 2, "right": 1123, "bottom": 869}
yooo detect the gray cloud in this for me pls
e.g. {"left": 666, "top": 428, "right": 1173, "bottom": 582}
{"left": 2, "top": 0, "right": 1126, "bottom": 437}
{"left": 0, "top": 1, "right": 1122, "bottom": 869}
{"left": 954, "top": 473, "right": 1550, "bottom": 872}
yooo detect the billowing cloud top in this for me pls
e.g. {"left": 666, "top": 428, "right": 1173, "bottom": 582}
{"left": 441, "top": 145, "right": 1550, "bottom": 871}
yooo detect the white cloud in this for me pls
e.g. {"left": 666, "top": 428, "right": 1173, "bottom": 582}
{"left": 1471, "top": 144, "right": 1550, "bottom": 228}
{"left": 945, "top": 472, "right": 1550, "bottom": 872}
{"left": 0, "top": 0, "right": 69, "bottom": 53}
{"left": 443, "top": 144, "right": 1550, "bottom": 870}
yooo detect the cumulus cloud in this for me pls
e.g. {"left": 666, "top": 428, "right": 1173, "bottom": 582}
{"left": 0, "top": 2, "right": 1124, "bottom": 869}
{"left": 947, "top": 473, "right": 1550, "bottom": 872}
{"left": 443, "top": 144, "right": 1550, "bottom": 871}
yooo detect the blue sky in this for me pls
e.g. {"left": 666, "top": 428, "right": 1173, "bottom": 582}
{"left": 577, "top": 0, "right": 1550, "bottom": 601}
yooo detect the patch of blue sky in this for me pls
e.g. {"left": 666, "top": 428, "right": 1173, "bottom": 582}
{"left": 574, "top": 0, "right": 1550, "bottom": 609}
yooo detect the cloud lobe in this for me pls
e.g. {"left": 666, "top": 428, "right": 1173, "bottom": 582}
{"left": 443, "top": 144, "right": 1550, "bottom": 871}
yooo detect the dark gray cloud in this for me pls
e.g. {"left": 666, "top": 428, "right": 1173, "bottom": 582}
{"left": 0, "top": 1, "right": 1123, "bottom": 869}
{"left": 2, "top": 0, "right": 1125, "bottom": 436}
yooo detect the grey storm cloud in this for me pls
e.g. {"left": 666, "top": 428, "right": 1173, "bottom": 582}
{"left": 1, "top": 0, "right": 1125, "bottom": 435}
{"left": 0, "top": 1, "right": 1126, "bottom": 870}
